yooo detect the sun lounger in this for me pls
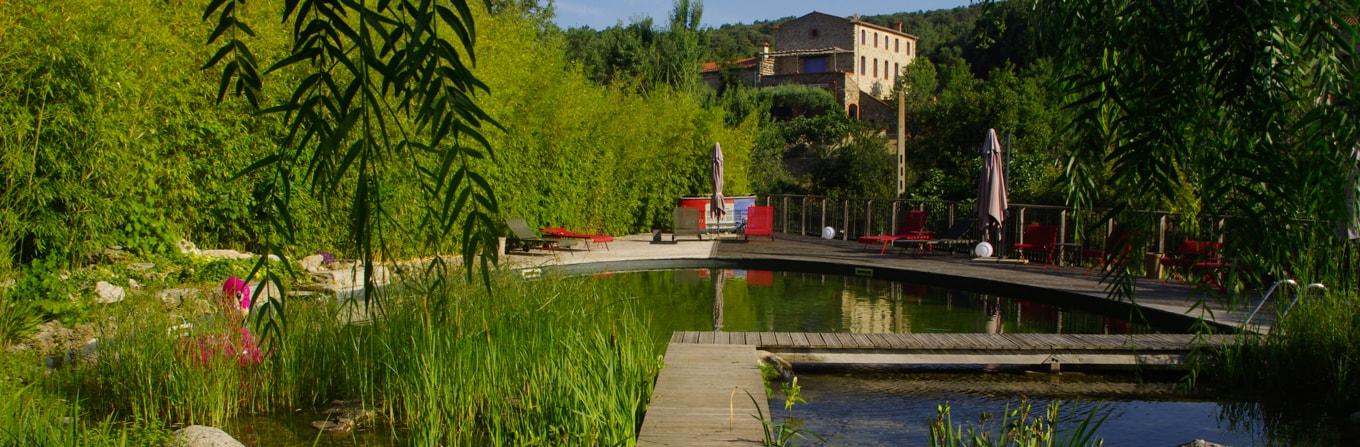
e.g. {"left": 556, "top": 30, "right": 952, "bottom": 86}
{"left": 506, "top": 218, "right": 579, "bottom": 252}
{"left": 894, "top": 218, "right": 976, "bottom": 254}
{"left": 858, "top": 210, "right": 933, "bottom": 255}
{"left": 744, "top": 206, "right": 774, "bottom": 241}
{"left": 541, "top": 227, "right": 614, "bottom": 250}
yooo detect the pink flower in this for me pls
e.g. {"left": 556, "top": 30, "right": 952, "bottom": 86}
{"left": 223, "top": 276, "right": 252, "bottom": 310}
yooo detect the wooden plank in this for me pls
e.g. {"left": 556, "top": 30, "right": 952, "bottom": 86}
{"left": 669, "top": 332, "right": 683, "bottom": 343}
{"left": 759, "top": 332, "right": 778, "bottom": 347}
{"left": 638, "top": 343, "right": 769, "bottom": 446}
{"left": 698, "top": 331, "right": 715, "bottom": 344}
{"left": 835, "top": 333, "right": 860, "bottom": 348}
{"left": 791, "top": 332, "right": 812, "bottom": 348}
{"left": 867, "top": 333, "right": 894, "bottom": 349}
{"left": 823, "top": 332, "right": 842, "bottom": 348}
{"left": 805, "top": 332, "right": 827, "bottom": 348}
{"left": 683, "top": 331, "right": 700, "bottom": 344}
{"left": 850, "top": 333, "right": 875, "bottom": 349}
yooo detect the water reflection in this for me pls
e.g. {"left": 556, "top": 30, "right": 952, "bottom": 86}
{"left": 619, "top": 269, "right": 1139, "bottom": 336}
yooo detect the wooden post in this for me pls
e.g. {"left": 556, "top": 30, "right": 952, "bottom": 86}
{"left": 891, "top": 201, "right": 899, "bottom": 234}
{"left": 866, "top": 200, "right": 873, "bottom": 235}
{"left": 948, "top": 203, "right": 956, "bottom": 227}
{"left": 781, "top": 196, "right": 789, "bottom": 235}
{"left": 820, "top": 198, "right": 827, "bottom": 233}
{"left": 843, "top": 200, "right": 850, "bottom": 241}
{"left": 1059, "top": 210, "right": 1069, "bottom": 266}
{"left": 801, "top": 196, "right": 809, "bottom": 235}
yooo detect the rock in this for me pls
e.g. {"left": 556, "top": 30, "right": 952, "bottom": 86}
{"left": 128, "top": 262, "right": 154, "bottom": 271}
{"left": 94, "top": 281, "right": 125, "bottom": 304}
{"left": 312, "top": 400, "right": 377, "bottom": 433}
{"left": 198, "top": 249, "right": 253, "bottom": 260}
{"left": 157, "top": 288, "right": 201, "bottom": 309}
{"left": 757, "top": 350, "right": 795, "bottom": 382}
{"left": 1177, "top": 440, "right": 1227, "bottom": 447}
{"left": 177, "top": 239, "right": 200, "bottom": 256}
{"left": 171, "top": 425, "right": 244, "bottom": 447}
{"left": 299, "top": 254, "right": 326, "bottom": 273}
{"left": 127, "top": 278, "right": 140, "bottom": 289}
{"left": 252, "top": 281, "right": 282, "bottom": 304}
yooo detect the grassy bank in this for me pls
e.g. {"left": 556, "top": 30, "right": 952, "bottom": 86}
{"left": 3, "top": 271, "right": 664, "bottom": 445}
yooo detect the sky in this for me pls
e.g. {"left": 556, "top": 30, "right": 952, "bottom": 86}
{"left": 552, "top": 0, "right": 977, "bottom": 30}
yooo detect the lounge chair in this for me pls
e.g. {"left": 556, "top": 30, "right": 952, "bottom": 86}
{"left": 672, "top": 207, "right": 704, "bottom": 241}
{"left": 894, "top": 218, "right": 976, "bottom": 254}
{"left": 506, "top": 218, "right": 579, "bottom": 252}
{"left": 541, "top": 226, "right": 614, "bottom": 251}
{"left": 1160, "top": 239, "right": 1227, "bottom": 292}
{"left": 744, "top": 205, "right": 774, "bottom": 241}
{"left": 857, "top": 210, "right": 933, "bottom": 255}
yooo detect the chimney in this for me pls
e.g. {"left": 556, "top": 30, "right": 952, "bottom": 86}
{"left": 895, "top": 21, "right": 903, "bottom": 31}
{"left": 762, "top": 42, "right": 770, "bottom": 55}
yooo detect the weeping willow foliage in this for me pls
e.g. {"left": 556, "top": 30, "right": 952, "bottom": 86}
{"left": 1026, "top": 0, "right": 1359, "bottom": 293}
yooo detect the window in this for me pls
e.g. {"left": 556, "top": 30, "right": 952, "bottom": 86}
{"left": 860, "top": 56, "right": 866, "bottom": 75}
{"left": 906, "top": 41, "right": 912, "bottom": 56}
{"left": 885, "top": 35, "right": 890, "bottom": 48}
{"left": 883, "top": 60, "right": 889, "bottom": 79}
{"left": 810, "top": 28, "right": 819, "bottom": 38}
{"left": 894, "top": 63, "right": 900, "bottom": 79}
{"left": 895, "top": 38, "right": 900, "bottom": 52}
{"left": 861, "top": 29, "right": 865, "bottom": 45}
{"left": 872, "top": 58, "right": 878, "bottom": 77}
{"left": 874, "top": 32, "right": 878, "bottom": 48}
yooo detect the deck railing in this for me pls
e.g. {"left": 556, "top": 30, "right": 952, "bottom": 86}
{"left": 760, "top": 194, "right": 1231, "bottom": 274}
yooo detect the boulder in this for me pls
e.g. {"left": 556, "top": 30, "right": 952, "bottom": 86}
{"left": 198, "top": 249, "right": 253, "bottom": 260}
{"left": 299, "top": 254, "right": 326, "bottom": 273}
{"left": 94, "top": 281, "right": 125, "bottom": 304}
{"left": 252, "top": 280, "right": 282, "bottom": 304}
{"left": 177, "top": 239, "right": 201, "bottom": 255}
{"left": 171, "top": 426, "right": 244, "bottom": 447}
{"left": 127, "top": 278, "right": 141, "bottom": 289}
{"left": 157, "top": 288, "right": 201, "bottom": 309}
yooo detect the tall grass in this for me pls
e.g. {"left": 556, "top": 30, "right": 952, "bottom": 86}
{"left": 47, "top": 272, "right": 662, "bottom": 445}
{"left": 1211, "top": 289, "right": 1360, "bottom": 410}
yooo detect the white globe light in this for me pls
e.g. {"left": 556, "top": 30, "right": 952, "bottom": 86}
{"left": 821, "top": 226, "right": 836, "bottom": 240}
{"left": 973, "top": 242, "right": 994, "bottom": 258}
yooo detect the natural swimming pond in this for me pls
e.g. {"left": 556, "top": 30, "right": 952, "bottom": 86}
{"left": 579, "top": 268, "right": 1355, "bottom": 446}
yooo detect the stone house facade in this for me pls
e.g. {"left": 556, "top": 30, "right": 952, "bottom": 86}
{"left": 701, "top": 12, "right": 917, "bottom": 127}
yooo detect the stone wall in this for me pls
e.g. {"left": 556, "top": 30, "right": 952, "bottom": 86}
{"left": 773, "top": 13, "right": 853, "bottom": 52}
{"left": 852, "top": 23, "right": 916, "bottom": 99}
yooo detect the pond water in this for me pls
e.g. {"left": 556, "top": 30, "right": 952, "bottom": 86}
{"left": 582, "top": 269, "right": 1355, "bottom": 446}
{"left": 578, "top": 268, "right": 1145, "bottom": 337}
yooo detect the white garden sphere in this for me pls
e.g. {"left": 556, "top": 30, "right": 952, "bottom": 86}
{"left": 973, "top": 242, "right": 994, "bottom": 258}
{"left": 821, "top": 226, "right": 836, "bottom": 240}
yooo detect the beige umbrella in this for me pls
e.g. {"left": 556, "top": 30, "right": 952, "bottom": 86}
{"left": 977, "top": 129, "right": 1009, "bottom": 244}
{"left": 711, "top": 142, "right": 726, "bottom": 222}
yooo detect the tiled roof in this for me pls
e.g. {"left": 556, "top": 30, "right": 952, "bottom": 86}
{"left": 700, "top": 57, "right": 759, "bottom": 74}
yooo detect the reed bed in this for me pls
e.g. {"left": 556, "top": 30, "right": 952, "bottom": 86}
{"left": 10, "top": 272, "right": 663, "bottom": 445}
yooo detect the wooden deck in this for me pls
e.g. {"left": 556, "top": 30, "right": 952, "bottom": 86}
{"left": 670, "top": 331, "right": 1235, "bottom": 369}
{"left": 637, "top": 343, "right": 771, "bottom": 446}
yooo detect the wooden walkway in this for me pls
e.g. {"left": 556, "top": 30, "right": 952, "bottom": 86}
{"left": 670, "top": 331, "right": 1236, "bottom": 369}
{"left": 637, "top": 343, "right": 771, "bottom": 446}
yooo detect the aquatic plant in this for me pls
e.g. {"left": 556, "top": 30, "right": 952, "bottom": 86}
{"left": 930, "top": 400, "right": 1106, "bottom": 447}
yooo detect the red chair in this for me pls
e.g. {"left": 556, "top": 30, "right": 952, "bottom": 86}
{"left": 1083, "top": 228, "right": 1133, "bottom": 274}
{"left": 1013, "top": 224, "right": 1058, "bottom": 264}
{"left": 1160, "top": 239, "right": 1227, "bottom": 292}
{"left": 744, "top": 206, "right": 774, "bottom": 241}
{"left": 857, "top": 210, "right": 933, "bottom": 255}
{"left": 541, "top": 227, "right": 614, "bottom": 251}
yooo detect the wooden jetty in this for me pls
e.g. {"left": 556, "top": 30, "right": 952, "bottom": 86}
{"left": 670, "top": 331, "right": 1236, "bottom": 370}
{"left": 637, "top": 331, "right": 1236, "bottom": 446}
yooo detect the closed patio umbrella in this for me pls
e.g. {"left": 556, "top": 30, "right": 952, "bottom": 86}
{"left": 977, "top": 129, "right": 1008, "bottom": 245}
{"left": 711, "top": 142, "right": 726, "bottom": 221}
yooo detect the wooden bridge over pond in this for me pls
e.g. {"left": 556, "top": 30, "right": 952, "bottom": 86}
{"left": 637, "top": 331, "right": 1238, "bottom": 446}
{"left": 669, "top": 331, "right": 1235, "bottom": 370}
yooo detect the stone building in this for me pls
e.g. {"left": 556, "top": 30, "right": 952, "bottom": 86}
{"left": 701, "top": 11, "right": 918, "bottom": 127}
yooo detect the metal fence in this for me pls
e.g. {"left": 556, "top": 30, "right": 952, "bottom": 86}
{"left": 761, "top": 194, "right": 1227, "bottom": 274}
